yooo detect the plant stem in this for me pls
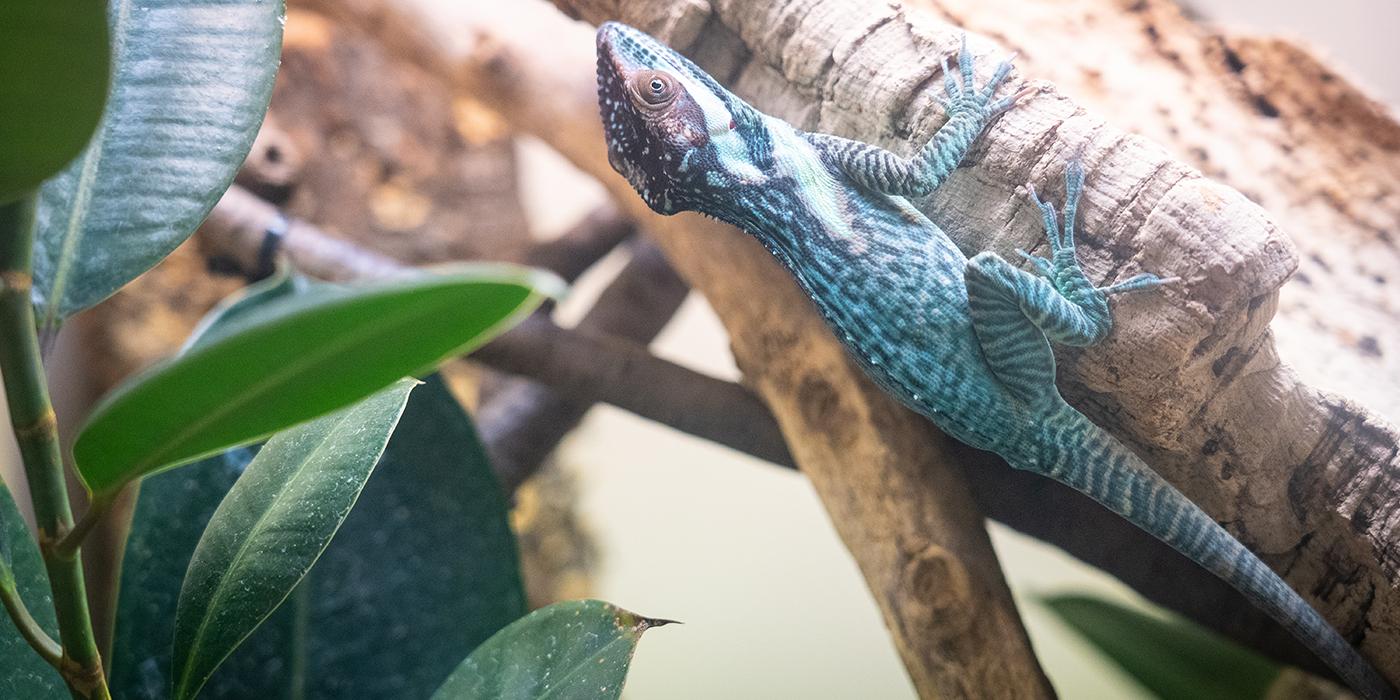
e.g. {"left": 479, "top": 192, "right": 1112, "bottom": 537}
{"left": 0, "top": 571, "right": 64, "bottom": 669}
{"left": 0, "top": 194, "right": 110, "bottom": 700}
{"left": 52, "top": 490, "right": 116, "bottom": 561}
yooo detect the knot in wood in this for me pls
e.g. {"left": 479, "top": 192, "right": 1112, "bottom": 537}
{"left": 898, "top": 539, "right": 975, "bottom": 637}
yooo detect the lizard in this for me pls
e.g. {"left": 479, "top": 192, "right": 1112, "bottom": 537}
{"left": 594, "top": 20, "right": 1396, "bottom": 700}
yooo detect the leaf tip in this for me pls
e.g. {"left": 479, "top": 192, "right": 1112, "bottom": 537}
{"left": 638, "top": 616, "right": 682, "bottom": 631}
{"left": 613, "top": 605, "right": 681, "bottom": 635}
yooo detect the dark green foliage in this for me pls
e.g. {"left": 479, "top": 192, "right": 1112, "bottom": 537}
{"left": 0, "top": 0, "right": 108, "bottom": 203}
{"left": 1043, "top": 594, "right": 1281, "bottom": 700}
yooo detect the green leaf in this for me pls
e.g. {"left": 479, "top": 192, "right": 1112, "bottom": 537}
{"left": 31, "top": 0, "right": 285, "bottom": 326}
{"left": 433, "top": 600, "right": 674, "bottom": 700}
{"left": 110, "top": 269, "right": 527, "bottom": 699}
{"left": 73, "top": 264, "right": 557, "bottom": 496}
{"left": 0, "top": 479, "right": 65, "bottom": 698}
{"left": 183, "top": 264, "right": 308, "bottom": 353}
{"left": 0, "top": 0, "right": 109, "bottom": 202}
{"left": 170, "top": 379, "right": 416, "bottom": 700}
{"left": 1040, "top": 594, "right": 1281, "bottom": 700}
{"left": 110, "top": 377, "right": 527, "bottom": 699}
{"left": 109, "top": 447, "right": 259, "bottom": 699}
{"left": 267, "top": 375, "right": 526, "bottom": 696}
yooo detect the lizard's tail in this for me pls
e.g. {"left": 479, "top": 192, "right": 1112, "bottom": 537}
{"left": 1027, "top": 404, "right": 1396, "bottom": 700}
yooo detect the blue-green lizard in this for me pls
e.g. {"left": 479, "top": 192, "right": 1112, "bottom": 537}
{"left": 595, "top": 21, "right": 1395, "bottom": 699}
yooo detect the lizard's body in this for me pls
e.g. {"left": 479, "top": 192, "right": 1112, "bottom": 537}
{"left": 595, "top": 22, "right": 1395, "bottom": 699}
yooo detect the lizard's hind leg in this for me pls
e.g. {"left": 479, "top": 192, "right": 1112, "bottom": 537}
{"left": 964, "top": 159, "right": 1174, "bottom": 407}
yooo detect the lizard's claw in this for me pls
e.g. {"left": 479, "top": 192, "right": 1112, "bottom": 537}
{"left": 938, "top": 33, "right": 1028, "bottom": 120}
{"left": 1098, "top": 273, "right": 1181, "bottom": 296}
{"left": 991, "top": 84, "right": 1037, "bottom": 116}
{"left": 1016, "top": 249, "right": 1055, "bottom": 278}
{"left": 1028, "top": 160, "right": 1180, "bottom": 299}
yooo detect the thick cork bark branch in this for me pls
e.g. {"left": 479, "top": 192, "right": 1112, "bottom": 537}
{"left": 304, "top": 0, "right": 1400, "bottom": 692}
{"left": 450, "top": 5, "right": 1056, "bottom": 698}
{"left": 536, "top": 0, "right": 1400, "bottom": 686}
{"left": 289, "top": 0, "right": 1308, "bottom": 678}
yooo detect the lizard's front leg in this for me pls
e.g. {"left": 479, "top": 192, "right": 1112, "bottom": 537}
{"left": 808, "top": 34, "right": 1032, "bottom": 198}
{"left": 963, "top": 159, "right": 1176, "bottom": 409}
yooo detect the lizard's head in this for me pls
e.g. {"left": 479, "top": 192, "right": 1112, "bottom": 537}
{"left": 596, "top": 22, "right": 770, "bottom": 216}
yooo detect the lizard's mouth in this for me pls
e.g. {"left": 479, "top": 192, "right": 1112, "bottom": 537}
{"left": 595, "top": 25, "right": 635, "bottom": 167}
{"left": 595, "top": 23, "right": 680, "bottom": 213}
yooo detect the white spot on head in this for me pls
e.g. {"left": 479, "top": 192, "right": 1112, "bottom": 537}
{"left": 665, "top": 69, "right": 765, "bottom": 184}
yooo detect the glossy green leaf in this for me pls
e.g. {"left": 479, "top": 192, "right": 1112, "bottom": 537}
{"left": 32, "top": 0, "right": 285, "bottom": 325}
{"left": 1041, "top": 594, "right": 1281, "bottom": 700}
{"left": 73, "top": 264, "right": 558, "bottom": 496}
{"left": 110, "top": 377, "right": 526, "bottom": 699}
{"left": 0, "top": 479, "right": 64, "bottom": 698}
{"left": 433, "top": 600, "right": 673, "bottom": 700}
{"left": 271, "top": 375, "right": 526, "bottom": 696}
{"left": 0, "top": 0, "right": 109, "bottom": 202}
{"left": 170, "top": 379, "right": 416, "bottom": 700}
{"left": 109, "top": 447, "right": 260, "bottom": 699}
{"left": 110, "top": 270, "right": 527, "bottom": 699}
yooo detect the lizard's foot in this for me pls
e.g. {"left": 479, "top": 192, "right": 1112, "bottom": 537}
{"left": 1020, "top": 159, "right": 1178, "bottom": 302}
{"left": 937, "top": 33, "right": 1035, "bottom": 121}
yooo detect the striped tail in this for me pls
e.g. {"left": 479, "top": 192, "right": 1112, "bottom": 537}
{"left": 1030, "top": 404, "right": 1396, "bottom": 700}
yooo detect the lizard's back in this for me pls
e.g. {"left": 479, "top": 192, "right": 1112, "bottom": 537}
{"left": 753, "top": 120, "right": 1038, "bottom": 456}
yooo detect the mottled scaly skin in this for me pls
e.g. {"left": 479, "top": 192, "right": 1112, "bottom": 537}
{"left": 596, "top": 22, "right": 1395, "bottom": 699}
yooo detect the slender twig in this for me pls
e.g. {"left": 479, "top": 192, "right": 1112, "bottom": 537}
{"left": 0, "top": 195, "right": 109, "bottom": 699}
{"left": 197, "top": 188, "right": 792, "bottom": 471}
{"left": 200, "top": 184, "right": 789, "bottom": 470}
{"left": 521, "top": 202, "right": 634, "bottom": 285}
{"left": 476, "top": 316, "right": 794, "bottom": 467}
{"left": 0, "top": 572, "right": 64, "bottom": 669}
{"left": 479, "top": 240, "right": 693, "bottom": 491}
{"left": 51, "top": 490, "right": 119, "bottom": 561}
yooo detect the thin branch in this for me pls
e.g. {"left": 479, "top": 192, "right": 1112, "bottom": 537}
{"left": 50, "top": 490, "right": 119, "bottom": 562}
{"left": 479, "top": 239, "right": 696, "bottom": 492}
{"left": 477, "top": 316, "right": 794, "bottom": 467}
{"left": 0, "top": 573, "right": 64, "bottom": 670}
{"left": 521, "top": 202, "right": 635, "bottom": 285}
{"left": 198, "top": 187, "right": 793, "bottom": 471}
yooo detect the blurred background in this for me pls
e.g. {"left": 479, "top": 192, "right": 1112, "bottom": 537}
{"left": 3, "top": 0, "right": 1396, "bottom": 697}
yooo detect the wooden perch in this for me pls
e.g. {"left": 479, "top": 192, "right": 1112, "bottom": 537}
{"left": 504, "top": 0, "right": 1400, "bottom": 685}
{"left": 199, "top": 184, "right": 793, "bottom": 476}
{"left": 478, "top": 240, "right": 695, "bottom": 492}
{"left": 456, "top": 8, "right": 1056, "bottom": 700}
{"left": 201, "top": 170, "right": 1337, "bottom": 675}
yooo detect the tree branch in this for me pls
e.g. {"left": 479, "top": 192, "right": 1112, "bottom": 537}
{"left": 489, "top": 0, "right": 1400, "bottom": 685}
{"left": 199, "top": 183, "right": 794, "bottom": 474}
{"left": 479, "top": 240, "right": 697, "bottom": 492}
{"left": 461, "top": 9, "right": 1061, "bottom": 700}
{"left": 202, "top": 156, "right": 1054, "bottom": 694}
{"left": 200, "top": 163, "right": 1339, "bottom": 671}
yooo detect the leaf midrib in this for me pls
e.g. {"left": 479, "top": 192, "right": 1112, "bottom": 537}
{"left": 535, "top": 633, "right": 636, "bottom": 700}
{"left": 107, "top": 289, "right": 465, "bottom": 489}
{"left": 41, "top": 0, "right": 133, "bottom": 328}
{"left": 173, "top": 403, "right": 372, "bottom": 700}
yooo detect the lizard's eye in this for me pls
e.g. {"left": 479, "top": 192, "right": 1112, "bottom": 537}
{"left": 630, "top": 71, "right": 676, "bottom": 110}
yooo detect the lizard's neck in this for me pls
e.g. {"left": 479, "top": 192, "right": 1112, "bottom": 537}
{"left": 690, "top": 120, "right": 865, "bottom": 264}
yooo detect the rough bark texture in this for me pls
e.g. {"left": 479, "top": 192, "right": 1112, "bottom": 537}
{"left": 448, "top": 6, "right": 1057, "bottom": 699}
{"left": 446, "top": 0, "right": 1400, "bottom": 689}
